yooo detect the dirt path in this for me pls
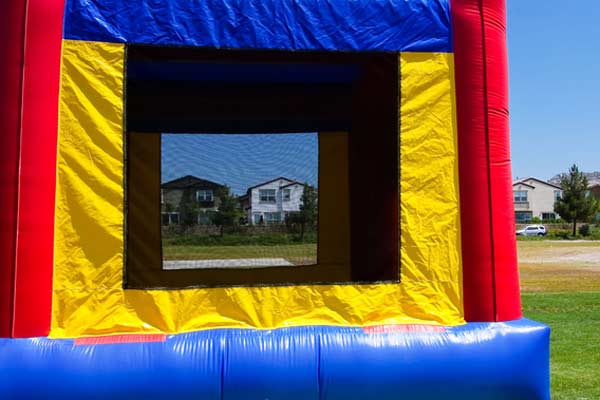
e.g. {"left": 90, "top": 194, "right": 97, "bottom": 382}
{"left": 517, "top": 241, "right": 600, "bottom": 292}
{"left": 518, "top": 242, "right": 600, "bottom": 266}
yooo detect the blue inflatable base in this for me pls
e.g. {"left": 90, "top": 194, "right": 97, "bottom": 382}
{"left": 0, "top": 319, "right": 550, "bottom": 399}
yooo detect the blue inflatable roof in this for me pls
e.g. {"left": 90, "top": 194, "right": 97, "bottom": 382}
{"left": 64, "top": 0, "right": 452, "bottom": 52}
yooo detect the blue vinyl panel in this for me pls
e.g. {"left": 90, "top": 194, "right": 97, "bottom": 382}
{"left": 63, "top": 0, "right": 452, "bottom": 52}
{"left": 0, "top": 319, "right": 550, "bottom": 400}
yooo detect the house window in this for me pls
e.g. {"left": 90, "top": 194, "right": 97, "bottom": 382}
{"left": 161, "top": 212, "right": 180, "bottom": 225}
{"left": 514, "top": 190, "right": 528, "bottom": 203}
{"left": 197, "top": 211, "right": 214, "bottom": 225}
{"left": 197, "top": 189, "right": 213, "bottom": 202}
{"left": 541, "top": 212, "right": 556, "bottom": 221}
{"left": 283, "top": 188, "right": 291, "bottom": 201}
{"left": 125, "top": 45, "right": 399, "bottom": 288}
{"left": 259, "top": 189, "right": 276, "bottom": 203}
{"left": 515, "top": 211, "right": 532, "bottom": 223}
{"left": 264, "top": 212, "right": 281, "bottom": 224}
{"left": 554, "top": 190, "right": 561, "bottom": 201}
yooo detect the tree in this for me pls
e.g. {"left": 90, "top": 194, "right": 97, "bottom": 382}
{"left": 554, "top": 164, "right": 599, "bottom": 236}
{"left": 178, "top": 187, "right": 199, "bottom": 228}
{"left": 211, "top": 187, "right": 242, "bottom": 236}
{"left": 297, "top": 183, "right": 318, "bottom": 240}
{"left": 164, "top": 202, "right": 174, "bottom": 213}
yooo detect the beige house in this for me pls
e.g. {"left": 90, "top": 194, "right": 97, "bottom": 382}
{"left": 512, "top": 177, "right": 562, "bottom": 223}
{"left": 589, "top": 183, "right": 600, "bottom": 202}
{"left": 590, "top": 184, "right": 600, "bottom": 223}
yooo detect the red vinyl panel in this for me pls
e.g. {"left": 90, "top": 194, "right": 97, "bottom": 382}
{"left": 480, "top": 0, "right": 521, "bottom": 322}
{"left": 452, "top": 0, "right": 521, "bottom": 322}
{"left": 11, "top": 0, "right": 65, "bottom": 337}
{"left": 0, "top": 0, "right": 28, "bottom": 338}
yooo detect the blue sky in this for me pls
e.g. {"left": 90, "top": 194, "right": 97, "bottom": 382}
{"left": 507, "top": 0, "right": 600, "bottom": 180}
{"left": 161, "top": 133, "right": 318, "bottom": 195}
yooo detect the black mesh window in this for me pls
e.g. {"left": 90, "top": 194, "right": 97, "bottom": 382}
{"left": 125, "top": 46, "right": 399, "bottom": 289}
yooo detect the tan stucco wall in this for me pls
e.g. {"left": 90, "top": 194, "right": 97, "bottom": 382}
{"left": 513, "top": 179, "right": 562, "bottom": 219}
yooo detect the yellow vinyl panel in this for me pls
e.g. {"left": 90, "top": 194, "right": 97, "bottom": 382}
{"left": 51, "top": 40, "right": 463, "bottom": 338}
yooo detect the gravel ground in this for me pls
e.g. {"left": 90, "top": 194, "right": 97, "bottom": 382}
{"left": 518, "top": 242, "right": 600, "bottom": 266}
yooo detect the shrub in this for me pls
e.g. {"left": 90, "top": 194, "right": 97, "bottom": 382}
{"left": 546, "top": 229, "right": 571, "bottom": 240}
{"left": 579, "top": 224, "right": 590, "bottom": 237}
{"left": 162, "top": 232, "right": 317, "bottom": 247}
{"left": 587, "top": 225, "right": 600, "bottom": 240}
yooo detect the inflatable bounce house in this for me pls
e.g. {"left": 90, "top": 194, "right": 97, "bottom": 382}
{"left": 1, "top": 0, "right": 550, "bottom": 398}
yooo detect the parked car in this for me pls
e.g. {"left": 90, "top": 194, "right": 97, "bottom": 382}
{"left": 516, "top": 225, "right": 547, "bottom": 236}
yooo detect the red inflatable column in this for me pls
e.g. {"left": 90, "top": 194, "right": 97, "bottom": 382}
{"left": 452, "top": 0, "right": 521, "bottom": 321}
{"left": 0, "top": 0, "right": 28, "bottom": 338}
{"left": 11, "top": 0, "right": 64, "bottom": 337}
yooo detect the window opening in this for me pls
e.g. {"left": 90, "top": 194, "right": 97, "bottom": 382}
{"left": 160, "top": 133, "right": 318, "bottom": 270}
{"left": 259, "top": 189, "right": 277, "bottom": 203}
{"left": 125, "top": 45, "right": 399, "bottom": 288}
{"left": 554, "top": 190, "right": 561, "bottom": 201}
{"left": 283, "top": 189, "right": 291, "bottom": 202}
{"left": 196, "top": 189, "right": 213, "bottom": 202}
{"left": 515, "top": 211, "right": 533, "bottom": 223}
{"left": 514, "top": 190, "right": 528, "bottom": 203}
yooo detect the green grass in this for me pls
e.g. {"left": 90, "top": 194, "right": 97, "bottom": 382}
{"left": 163, "top": 243, "right": 317, "bottom": 264}
{"left": 518, "top": 241, "right": 600, "bottom": 398}
{"left": 522, "top": 292, "right": 600, "bottom": 400}
{"left": 163, "top": 232, "right": 317, "bottom": 247}
{"left": 516, "top": 224, "right": 600, "bottom": 241}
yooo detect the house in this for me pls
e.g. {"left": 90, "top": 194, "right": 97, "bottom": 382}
{"left": 589, "top": 183, "right": 600, "bottom": 222}
{"left": 589, "top": 183, "right": 600, "bottom": 201}
{"left": 512, "top": 177, "right": 562, "bottom": 223}
{"left": 243, "top": 177, "right": 308, "bottom": 225}
{"left": 161, "top": 175, "right": 226, "bottom": 225}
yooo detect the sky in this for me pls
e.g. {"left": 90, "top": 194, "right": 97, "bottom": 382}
{"left": 507, "top": 0, "right": 600, "bottom": 181}
{"left": 161, "top": 133, "right": 318, "bottom": 195}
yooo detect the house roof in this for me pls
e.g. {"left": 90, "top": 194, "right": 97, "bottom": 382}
{"left": 246, "top": 177, "right": 299, "bottom": 192}
{"left": 161, "top": 175, "right": 225, "bottom": 189}
{"left": 512, "top": 177, "right": 562, "bottom": 190}
{"left": 281, "top": 181, "right": 304, "bottom": 189}
{"left": 512, "top": 181, "right": 535, "bottom": 189}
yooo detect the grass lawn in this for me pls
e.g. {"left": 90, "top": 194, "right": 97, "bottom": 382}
{"left": 163, "top": 243, "right": 317, "bottom": 265}
{"left": 522, "top": 292, "right": 600, "bottom": 400}
{"left": 518, "top": 240, "right": 600, "bottom": 399}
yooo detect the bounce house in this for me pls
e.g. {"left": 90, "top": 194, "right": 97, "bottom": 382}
{"left": 1, "top": 0, "right": 550, "bottom": 398}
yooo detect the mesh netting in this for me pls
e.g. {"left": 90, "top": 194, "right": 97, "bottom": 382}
{"left": 160, "top": 133, "right": 318, "bottom": 270}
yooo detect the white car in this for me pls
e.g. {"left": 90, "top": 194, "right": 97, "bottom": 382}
{"left": 516, "top": 225, "right": 547, "bottom": 236}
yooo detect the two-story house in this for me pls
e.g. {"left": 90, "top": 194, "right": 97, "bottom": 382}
{"left": 588, "top": 183, "right": 600, "bottom": 222}
{"left": 161, "top": 175, "right": 226, "bottom": 225}
{"left": 241, "top": 177, "right": 307, "bottom": 225}
{"left": 589, "top": 183, "right": 600, "bottom": 201}
{"left": 512, "top": 177, "right": 562, "bottom": 223}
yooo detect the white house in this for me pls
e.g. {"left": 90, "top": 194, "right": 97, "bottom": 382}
{"left": 241, "top": 177, "right": 307, "bottom": 225}
{"left": 512, "top": 177, "right": 562, "bottom": 223}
